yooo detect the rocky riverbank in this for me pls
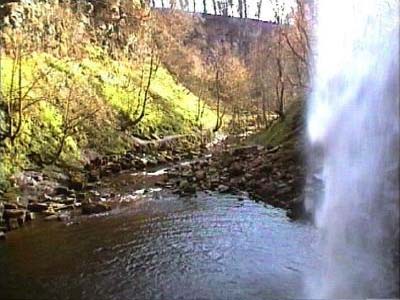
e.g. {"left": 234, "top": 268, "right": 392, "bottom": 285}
{"left": 160, "top": 142, "right": 308, "bottom": 219}
{"left": 0, "top": 133, "right": 214, "bottom": 239}
{"left": 0, "top": 129, "right": 311, "bottom": 240}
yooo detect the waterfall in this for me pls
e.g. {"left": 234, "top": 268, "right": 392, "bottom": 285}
{"left": 306, "top": 0, "right": 399, "bottom": 298}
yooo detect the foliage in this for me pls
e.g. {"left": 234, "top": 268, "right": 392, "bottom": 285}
{"left": 0, "top": 30, "right": 217, "bottom": 188}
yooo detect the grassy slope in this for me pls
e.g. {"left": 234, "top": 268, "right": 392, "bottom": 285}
{"left": 246, "top": 103, "right": 304, "bottom": 148}
{"left": 0, "top": 46, "right": 217, "bottom": 188}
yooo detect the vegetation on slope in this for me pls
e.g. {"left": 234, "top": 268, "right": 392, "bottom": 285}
{"left": 0, "top": 45, "right": 216, "bottom": 190}
{"left": 246, "top": 102, "right": 304, "bottom": 148}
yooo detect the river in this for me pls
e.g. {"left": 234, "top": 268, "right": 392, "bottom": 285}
{"left": 0, "top": 192, "right": 317, "bottom": 300}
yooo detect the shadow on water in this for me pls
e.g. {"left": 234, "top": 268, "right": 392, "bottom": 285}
{"left": 0, "top": 192, "right": 317, "bottom": 300}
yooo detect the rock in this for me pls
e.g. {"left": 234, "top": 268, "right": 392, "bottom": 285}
{"left": 229, "top": 162, "right": 242, "bottom": 176}
{"left": 3, "top": 209, "right": 25, "bottom": 219}
{"left": 58, "top": 214, "right": 70, "bottom": 222}
{"left": 7, "top": 218, "right": 19, "bottom": 230}
{"left": 0, "top": 231, "right": 5, "bottom": 240}
{"left": 44, "top": 215, "right": 59, "bottom": 221}
{"left": 231, "top": 145, "right": 259, "bottom": 156}
{"left": 27, "top": 202, "right": 48, "bottom": 212}
{"left": 43, "top": 193, "right": 53, "bottom": 202}
{"left": 2, "top": 189, "right": 19, "bottom": 203}
{"left": 3, "top": 202, "right": 18, "bottom": 210}
{"left": 179, "top": 180, "right": 196, "bottom": 195}
{"left": 69, "top": 174, "right": 86, "bottom": 191}
{"left": 109, "top": 163, "right": 122, "bottom": 174}
{"left": 17, "top": 215, "right": 25, "bottom": 226}
{"left": 54, "top": 186, "right": 70, "bottom": 196}
{"left": 64, "top": 198, "right": 76, "bottom": 205}
{"left": 81, "top": 202, "right": 111, "bottom": 215}
{"left": 217, "top": 185, "right": 230, "bottom": 193}
{"left": 25, "top": 212, "right": 35, "bottom": 221}
{"left": 195, "top": 170, "right": 206, "bottom": 181}
{"left": 43, "top": 206, "right": 56, "bottom": 216}
{"left": 88, "top": 170, "right": 100, "bottom": 183}
{"left": 76, "top": 192, "right": 87, "bottom": 201}
{"left": 287, "top": 197, "right": 306, "bottom": 220}
{"left": 260, "top": 163, "right": 273, "bottom": 174}
{"left": 266, "top": 145, "right": 281, "bottom": 154}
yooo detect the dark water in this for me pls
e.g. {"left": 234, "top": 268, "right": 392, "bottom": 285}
{"left": 0, "top": 193, "right": 317, "bottom": 300}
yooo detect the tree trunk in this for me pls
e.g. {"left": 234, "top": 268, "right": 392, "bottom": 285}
{"left": 212, "top": 0, "right": 217, "bottom": 15}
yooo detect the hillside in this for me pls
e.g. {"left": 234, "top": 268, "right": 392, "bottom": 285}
{"left": 0, "top": 1, "right": 218, "bottom": 190}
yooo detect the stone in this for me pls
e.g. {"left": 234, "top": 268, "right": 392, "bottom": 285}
{"left": 81, "top": 202, "right": 111, "bottom": 215}
{"left": 88, "top": 170, "right": 100, "bottom": 183}
{"left": 3, "top": 202, "right": 18, "bottom": 210}
{"left": 3, "top": 209, "right": 25, "bottom": 219}
{"left": 195, "top": 170, "right": 206, "bottom": 181}
{"left": 231, "top": 145, "right": 259, "bottom": 156}
{"left": 179, "top": 180, "right": 196, "bottom": 195}
{"left": 58, "top": 214, "right": 70, "bottom": 222}
{"left": 27, "top": 202, "right": 48, "bottom": 212}
{"left": 25, "top": 212, "right": 35, "bottom": 221}
{"left": 43, "top": 193, "right": 53, "bottom": 202}
{"left": 17, "top": 215, "right": 25, "bottom": 226}
{"left": 229, "top": 162, "right": 242, "bottom": 177}
{"left": 70, "top": 173, "right": 86, "bottom": 191}
{"left": 76, "top": 192, "right": 87, "bottom": 201}
{"left": 287, "top": 197, "right": 306, "bottom": 220}
{"left": 2, "top": 190, "right": 19, "bottom": 203}
{"left": 54, "top": 186, "right": 70, "bottom": 196}
{"left": 7, "top": 218, "right": 19, "bottom": 230}
{"left": 217, "top": 185, "right": 230, "bottom": 193}
{"left": 45, "top": 215, "right": 59, "bottom": 221}
{"left": 64, "top": 198, "right": 76, "bottom": 205}
{"left": 43, "top": 206, "right": 56, "bottom": 216}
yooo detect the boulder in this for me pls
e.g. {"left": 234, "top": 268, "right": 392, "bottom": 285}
{"left": 54, "top": 186, "right": 70, "bottom": 196}
{"left": 229, "top": 162, "right": 242, "bottom": 177}
{"left": 287, "top": 197, "right": 306, "bottom": 220}
{"left": 27, "top": 202, "right": 48, "bottom": 212}
{"left": 3, "top": 202, "right": 18, "bottom": 210}
{"left": 81, "top": 202, "right": 111, "bottom": 215}
{"left": 3, "top": 209, "right": 25, "bottom": 219}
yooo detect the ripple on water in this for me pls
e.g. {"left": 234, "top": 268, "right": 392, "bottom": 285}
{"left": 0, "top": 192, "right": 317, "bottom": 300}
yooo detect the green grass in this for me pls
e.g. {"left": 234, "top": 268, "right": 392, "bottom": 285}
{"left": 0, "top": 46, "right": 218, "bottom": 189}
{"left": 246, "top": 103, "right": 304, "bottom": 147}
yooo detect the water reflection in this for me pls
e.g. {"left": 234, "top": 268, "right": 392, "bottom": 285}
{"left": 0, "top": 193, "right": 316, "bottom": 300}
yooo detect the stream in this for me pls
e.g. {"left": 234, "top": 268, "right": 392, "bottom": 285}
{"left": 0, "top": 192, "right": 317, "bottom": 300}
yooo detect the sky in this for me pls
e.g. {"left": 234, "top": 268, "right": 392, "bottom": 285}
{"left": 153, "top": 0, "right": 296, "bottom": 21}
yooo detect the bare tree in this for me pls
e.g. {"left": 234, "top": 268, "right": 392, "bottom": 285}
{"left": 282, "top": 0, "right": 313, "bottom": 90}
{"left": 0, "top": 43, "right": 51, "bottom": 144}
{"left": 203, "top": 0, "right": 207, "bottom": 13}
{"left": 45, "top": 77, "right": 100, "bottom": 164}
{"left": 120, "top": 33, "right": 160, "bottom": 131}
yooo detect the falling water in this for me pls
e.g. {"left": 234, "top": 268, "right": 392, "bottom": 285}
{"left": 306, "top": 0, "right": 399, "bottom": 299}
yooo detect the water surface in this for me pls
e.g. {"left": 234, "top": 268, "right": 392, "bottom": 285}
{"left": 0, "top": 193, "right": 316, "bottom": 300}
